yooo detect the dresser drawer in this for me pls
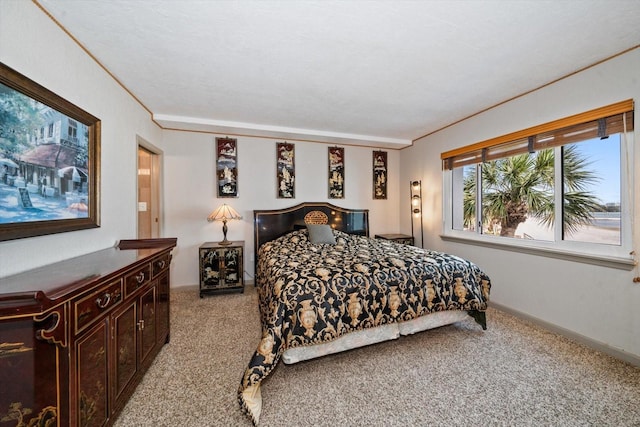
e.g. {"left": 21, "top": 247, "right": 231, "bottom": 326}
{"left": 74, "top": 279, "right": 123, "bottom": 335}
{"left": 152, "top": 253, "right": 171, "bottom": 278}
{"left": 124, "top": 263, "right": 151, "bottom": 297}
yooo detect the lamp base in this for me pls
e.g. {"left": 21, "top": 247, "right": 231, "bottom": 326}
{"left": 218, "top": 220, "right": 232, "bottom": 245}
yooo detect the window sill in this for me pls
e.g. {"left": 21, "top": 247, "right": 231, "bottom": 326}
{"left": 440, "top": 234, "right": 636, "bottom": 271}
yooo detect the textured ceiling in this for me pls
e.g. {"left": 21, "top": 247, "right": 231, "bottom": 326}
{"left": 36, "top": 0, "right": 640, "bottom": 148}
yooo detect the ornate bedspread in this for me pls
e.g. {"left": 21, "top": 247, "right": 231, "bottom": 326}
{"left": 238, "top": 230, "right": 491, "bottom": 425}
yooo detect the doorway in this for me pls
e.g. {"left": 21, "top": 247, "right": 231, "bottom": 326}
{"left": 137, "top": 142, "right": 161, "bottom": 239}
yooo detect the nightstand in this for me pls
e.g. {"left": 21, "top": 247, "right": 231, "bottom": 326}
{"left": 199, "top": 241, "right": 244, "bottom": 297}
{"left": 375, "top": 234, "right": 414, "bottom": 245}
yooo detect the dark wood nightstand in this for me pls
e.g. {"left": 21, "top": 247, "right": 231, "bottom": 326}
{"left": 199, "top": 241, "right": 244, "bottom": 297}
{"left": 375, "top": 234, "right": 414, "bottom": 245}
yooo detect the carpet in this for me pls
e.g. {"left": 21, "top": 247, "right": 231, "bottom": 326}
{"left": 114, "top": 286, "right": 640, "bottom": 427}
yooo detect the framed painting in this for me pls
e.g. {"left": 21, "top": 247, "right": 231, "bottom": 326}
{"left": 373, "top": 150, "right": 387, "bottom": 199}
{"left": 276, "top": 142, "right": 295, "bottom": 198}
{"left": 216, "top": 137, "right": 238, "bottom": 197}
{"left": 0, "top": 62, "right": 101, "bottom": 241}
{"left": 328, "top": 146, "right": 344, "bottom": 199}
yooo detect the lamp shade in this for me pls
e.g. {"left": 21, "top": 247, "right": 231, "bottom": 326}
{"left": 208, "top": 204, "right": 242, "bottom": 246}
{"left": 207, "top": 204, "right": 242, "bottom": 222}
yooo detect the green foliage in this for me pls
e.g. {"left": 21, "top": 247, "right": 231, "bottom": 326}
{"left": 463, "top": 145, "right": 602, "bottom": 237}
{"left": 0, "top": 83, "right": 44, "bottom": 156}
{"left": 561, "top": 145, "right": 603, "bottom": 234}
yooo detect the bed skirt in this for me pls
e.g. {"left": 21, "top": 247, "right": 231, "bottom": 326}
{"left": 282, "top": 310, "right": 470, "bottom": 364}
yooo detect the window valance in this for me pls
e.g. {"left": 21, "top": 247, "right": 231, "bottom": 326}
{"left": 441, "top": 99, "right": 634, "bottom": 170}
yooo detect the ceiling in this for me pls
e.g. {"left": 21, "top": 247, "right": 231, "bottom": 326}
{"left": 36, "top": 0, "right": 640, "bottom": 149}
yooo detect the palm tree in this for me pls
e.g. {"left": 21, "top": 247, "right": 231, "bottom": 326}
{"left": 463, "top": 146, "right": 603, "bottom": 237}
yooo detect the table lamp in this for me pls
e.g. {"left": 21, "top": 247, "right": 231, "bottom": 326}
{"left": 207, "top": 203, "right": 242, "bottom": 245}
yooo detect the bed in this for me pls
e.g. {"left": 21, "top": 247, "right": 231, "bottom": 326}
{"left": 239, "top": 202, "right": 491, "bottom": 425}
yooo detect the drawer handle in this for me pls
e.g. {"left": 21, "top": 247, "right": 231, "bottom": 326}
{"left": 157, "top": 260, "right": 166, "bottom": 269}
{"left": 96, "top": 293, "right": 111, "bottom": 309}
{"left": 135, "top": 272, "right": 145, "bottom": 284}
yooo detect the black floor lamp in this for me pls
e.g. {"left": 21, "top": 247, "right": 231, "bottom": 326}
{"left": 410, "top": 180, "right": 424, "bottom": 247}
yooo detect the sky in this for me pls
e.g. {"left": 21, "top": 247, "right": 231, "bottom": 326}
{"left": 573, "top": 134, "right": 621, "bottom": 205}
{"left": 461, "top": 133, "right": 623, "bottom": 206}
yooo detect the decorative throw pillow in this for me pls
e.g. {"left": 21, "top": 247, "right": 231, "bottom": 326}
{"left": 306, "top": 224, "right": 336, "bottom": 244}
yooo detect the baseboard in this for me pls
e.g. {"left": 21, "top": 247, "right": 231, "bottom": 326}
{"left": 171, "top": 280, "right": 256, "bottom": 292}
{"left": 172, "top": 284, "right": 199, "bottom": 292}
{"left": 489, "top": 302, "right": 640, "bottom": 368}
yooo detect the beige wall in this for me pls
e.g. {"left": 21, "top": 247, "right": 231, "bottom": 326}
{"left": 159, "top": 130, "right": 401, "bottom": 286}
{"left": 0, "top": 1, "right": 163, "bottom": 276}
{"left": 0, "top": 1, "right": 402, "bottom": 286}
{"left": 400, "top": 48, "right": 640, "bottom": 361}
{"left": 2, "top": 0, "right": 638, "bottom": 363}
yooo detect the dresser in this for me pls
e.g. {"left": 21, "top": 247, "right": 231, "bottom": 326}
{"left": 0, "top": 238, "right": 177, "bottom": 427}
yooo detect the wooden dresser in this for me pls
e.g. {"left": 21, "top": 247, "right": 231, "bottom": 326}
{"left": 0, "top": 238, "right": 177, "bottom": 427}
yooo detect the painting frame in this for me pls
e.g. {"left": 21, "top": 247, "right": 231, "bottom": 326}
{"left": 328, "top": 146, "right": 344, "bottom": 199}
{"left": 216, "top": 137, "right": 238, "bottom": 198}
{"left": 373, "top": 150, "right": 387, "bottom": 200}
{"left": 276, "top": 142, "right": 295, "bottom": 199}
{"left": 0, "top": 62, "right": 101, "bottom": 242}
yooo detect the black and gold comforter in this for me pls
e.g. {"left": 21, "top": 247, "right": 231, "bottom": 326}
{"left": 239, "top": 230, "right": 491, "bottom": 425}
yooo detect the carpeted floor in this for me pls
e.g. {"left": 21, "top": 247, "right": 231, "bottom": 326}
{"left": 114, "top": 286, "right": 640, "bottom": 427}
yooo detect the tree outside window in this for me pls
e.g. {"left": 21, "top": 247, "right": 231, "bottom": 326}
{"left": 453, "top": 136, "right": 621, "bottom": 246}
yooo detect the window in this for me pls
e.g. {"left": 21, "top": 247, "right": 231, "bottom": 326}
{"left": 451, "top": 164, "right": 477, "bottom": 233}
{"left": 443, "top": 100, "right": 634, "bottom": 267}
{"left": 562, "top": 136, "right": 621, "bottom": 245}
{"left": 68, "top": 119, "right": 77, "bottom": 140}
{"left": 47, "top": 122, "right": 54, "bottom": 138}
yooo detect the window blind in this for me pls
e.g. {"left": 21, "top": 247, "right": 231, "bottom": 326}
{"left": 442, "top": 100, "right": 634, "bottom": 170}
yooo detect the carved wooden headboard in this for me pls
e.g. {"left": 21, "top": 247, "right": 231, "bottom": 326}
{"left": 253, "top": 202, "right": 369, "bottom": 270}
